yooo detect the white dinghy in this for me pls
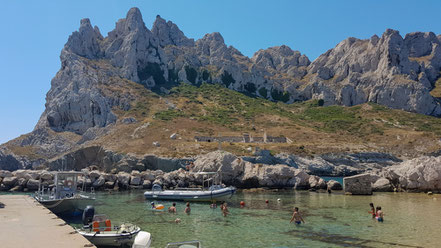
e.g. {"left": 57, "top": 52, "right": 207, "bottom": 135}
{"left": 144, "top": 172, "right": 236, "bottom": 202}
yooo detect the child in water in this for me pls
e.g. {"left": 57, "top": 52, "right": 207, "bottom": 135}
{"left": 222, "top": 203, "right": 229, "bottom": 217}
{"left": 369, "top": 203, "right": 376, "bottom": 218}
{"left": 290, "top": 207, "right": 305, "bottom": 225}
{"left": 375, "top": 206, "right": 384, "bottom": 222}
{"left": 184, "top": 202, "right": 191, "bottom": 215}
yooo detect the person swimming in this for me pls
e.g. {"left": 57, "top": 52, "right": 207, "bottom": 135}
{"left": 375, "top": 206, "right": 384, "bottom": 222}
{"left": 168, "top": 202, "right": 177, "bottom": 213}
{"left": 290, "top": 207, "right": 305, "bottom": 225}
{"left": 184, "top": 202, "right": 191, "bottom": 215}
{"left": 369, "top": 203, "right": 376, "bottom": 218}
{"left": 151, "top": 202, "right": 156, "bottom": 209}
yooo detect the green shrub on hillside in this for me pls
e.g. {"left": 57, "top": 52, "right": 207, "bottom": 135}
{"left": 258, "top": 87, "right": 268, "bottom": 98}
{"left": 155, "top": 109, "right": 186, "bottom": 121}
{"left": 185, "top": 66, "right": 198, "bottom": 84}
{"left": 221, "top": 71, "right": 235, "bottom": 87}
{"left": 138, "top": 62, "right": 166, "bottom": 85}
{"left": 271, "top": 88, "right": 291, "bottom": 102}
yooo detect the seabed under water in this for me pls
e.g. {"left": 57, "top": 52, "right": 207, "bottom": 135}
{"left": 64, "top": 189, "right": 439, "bottom": 248}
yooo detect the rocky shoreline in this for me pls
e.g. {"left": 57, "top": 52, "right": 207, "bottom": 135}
{"left": 0, "top": 150, "right": 345, "bottom": 193}
{"left": 1, "top": 150, "right": 440, "bottom": 194}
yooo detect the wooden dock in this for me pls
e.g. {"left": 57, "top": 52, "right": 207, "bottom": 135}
{"left": 0, "top": 194, "right": 95, "bottom": 248}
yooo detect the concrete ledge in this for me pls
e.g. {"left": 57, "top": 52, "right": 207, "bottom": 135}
{"left": 0, "top": 194, "right": 95, "bottom": 248}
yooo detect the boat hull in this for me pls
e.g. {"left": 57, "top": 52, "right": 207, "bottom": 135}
{"left": 78, "top": 228, "right": 141, "bottom": 247}
{"left": 144, "top": 187, "right": 236, "bottom": 202}
{"left": 37, "top": 195, "right": 95, "bottom": 215}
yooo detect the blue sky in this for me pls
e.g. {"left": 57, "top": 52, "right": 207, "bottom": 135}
{"left": 2, "top": 0, "right": 441, "bottom": 144}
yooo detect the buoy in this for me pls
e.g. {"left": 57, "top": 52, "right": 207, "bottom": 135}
{"left": 265, "top": 200, "right": 269, "bottom": 204}
{"left": 277, "top": 198, "right": 281, "bottom": 202}
{"left": 240, "top": 201, "right": 245, "bottom": 206}
{"left": 156, "top": 204, "right": 165, "bottom": 210}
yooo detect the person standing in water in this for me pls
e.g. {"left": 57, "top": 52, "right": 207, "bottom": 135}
{"left": 290, "top": 207, "right": 305, "bottom": 224}
{"left": 369, "top": 203, "right": 376, "bottom": 218}
{"left": 168, "top": 202, "right": 177, "bottom": 213}
{"left": 184, "top": 202, "right": 191, "bottom": 215}
{"left": 376, "top": 206, "right": 384, "bottom": 222}
{"left": 222, "top": 203, "right": 230, "bottom": 217}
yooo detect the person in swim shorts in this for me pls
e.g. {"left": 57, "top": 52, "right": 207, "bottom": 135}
{"left": 290, "top": 207, "right": 305, "bottom": 224}
{"left": 376, "top": 206, "right": 384, "bottom": 222}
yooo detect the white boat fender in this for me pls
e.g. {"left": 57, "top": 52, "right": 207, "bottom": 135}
{"left": 132, "top": 231, "right": 152, "bottom": 248}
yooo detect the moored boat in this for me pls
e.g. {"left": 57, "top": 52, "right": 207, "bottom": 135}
{"left": 34, "top": 171, "right": 95, "bottom": 215}
{"left": 77, "top": 206, "right": 148, "bottom": 247}
{"left": 144, "top": 172, "right": 236, "bottom": 202}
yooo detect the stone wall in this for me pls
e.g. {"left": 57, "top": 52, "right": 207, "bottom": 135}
{"left": 343, "top": 174, "right": 372, "bottom": 195}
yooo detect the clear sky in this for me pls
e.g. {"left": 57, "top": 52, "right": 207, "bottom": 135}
{"left": 2, "top": 0, "right": 441, "bottom": 144}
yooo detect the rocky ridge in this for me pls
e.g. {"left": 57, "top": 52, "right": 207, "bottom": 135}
{"left": 35, "top": 8, "right": 441, "bottom": 136}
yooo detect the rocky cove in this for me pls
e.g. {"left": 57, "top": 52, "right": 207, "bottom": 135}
{"left": 2, "top": 7, "right": 441, "bottom": 196}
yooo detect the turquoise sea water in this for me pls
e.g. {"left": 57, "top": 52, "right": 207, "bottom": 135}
{"left": 66, "top": 190, "right": 441, "bottom": 248}
{"left": 320, "top": 177, "right": 343, "bottom": 184}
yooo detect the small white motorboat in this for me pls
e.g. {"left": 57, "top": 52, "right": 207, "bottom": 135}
{"left": 77, "top": 207, "right": 147, "bottom": 247}
{"left": 144, "top": 172, "right": 236, "bottom": 202}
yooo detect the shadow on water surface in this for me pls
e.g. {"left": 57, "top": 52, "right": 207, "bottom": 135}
{"left": 283, "top": 229, "right": 423, "bottom": 248}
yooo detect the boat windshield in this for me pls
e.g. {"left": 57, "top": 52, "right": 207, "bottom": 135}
{"left": 92, "top": 214, "right": 109, "bottom": 222}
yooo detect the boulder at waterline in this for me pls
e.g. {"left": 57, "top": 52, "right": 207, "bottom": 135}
{"left": 343, "top": 174, "right": 372, "bottom": 195}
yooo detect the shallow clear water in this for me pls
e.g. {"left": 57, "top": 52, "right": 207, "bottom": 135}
{"left": 320, "top": 176, "right": 343, "bottom": 184}
{"left": 67, "top": 190, "right": 441, "bottom": 248}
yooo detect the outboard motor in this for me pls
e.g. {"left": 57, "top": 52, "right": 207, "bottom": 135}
{"left": 82, "top": 205, "right": 95, "bottom": 226}
{"left": 152, "top": 184, "right": 162, "bottom": 191}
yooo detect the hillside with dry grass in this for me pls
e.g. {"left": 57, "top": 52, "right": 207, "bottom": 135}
{"left": 5, "top": 80, "right": 441, "bottom": 162}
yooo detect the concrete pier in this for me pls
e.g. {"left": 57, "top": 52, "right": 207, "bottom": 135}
{"left": 0, "top": 195, "right": 95, "bottom": 248}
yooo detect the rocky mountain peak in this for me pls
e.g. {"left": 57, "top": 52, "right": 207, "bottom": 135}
{"left": 196, "top": 32, "right": 229, "bottom": 57}
{"left": 64, "top": 18, "right": 103, "bottom": 59}
{"left": 152, "top": 14, "right": 194, "bottom": 47}
{"left": 404, "top": 31, "right": 439, "bottom": 57}
{"left": 124, "top": 7, "right": 145, "bottom": 31}
{"left": 252, "top": 45, "right": 310, "bottom": 73}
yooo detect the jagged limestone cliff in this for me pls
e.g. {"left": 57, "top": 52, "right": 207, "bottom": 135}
{"left": 35, "top": 7, "right": 441, "bottom": 135}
